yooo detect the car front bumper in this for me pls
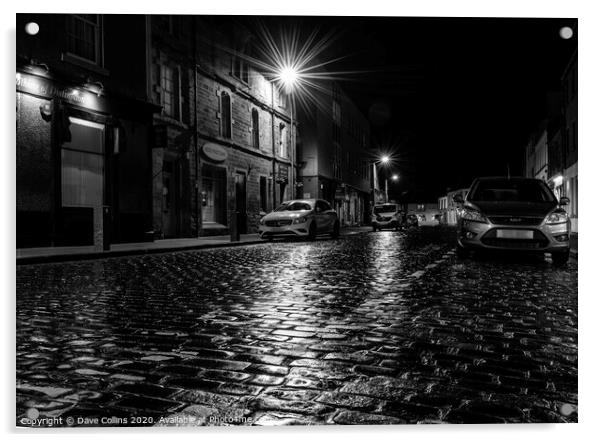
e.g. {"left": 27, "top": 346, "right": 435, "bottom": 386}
{"left": 258, "top": 222, "right": 310, "bottom": 238}
{"left": 373, "top": 219, "right": 400, "bottom": 229}
{"left": 457, "top": 219, "right": 570, "bottom": 252}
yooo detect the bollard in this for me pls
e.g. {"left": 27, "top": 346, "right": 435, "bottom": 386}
{"left": 230, "top": 211, "right": 240, "bottom": 242}
{"left": 102, "top": 205, "right": 111, "bottom": 251}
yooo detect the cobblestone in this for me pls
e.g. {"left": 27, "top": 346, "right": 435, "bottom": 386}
{"left": 16, "top": 229, "right": 577, "bottom": 426}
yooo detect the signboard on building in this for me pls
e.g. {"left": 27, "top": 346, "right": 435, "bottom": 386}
{"left": 335, "top": 185, "right": 348, "bottom": 201}
{"left": 16, "top": 72, "right": 108, "bottom": 113}
{"left": 202, "top": 143, "right": 228, "bottom": 163}
{"left": 276, "top": 164, "right": 288, "bottom": 183}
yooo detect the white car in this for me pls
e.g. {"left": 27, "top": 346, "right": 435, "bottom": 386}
{"left": 258, "top": 199, "right": 340, "bottom": 240}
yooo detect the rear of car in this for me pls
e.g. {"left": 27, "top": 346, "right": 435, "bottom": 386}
{"left": 456, "top": 177, "right": 571, "bottom": 264}
{"left": 371, "top": 204, "right": 402, "bottom": 231}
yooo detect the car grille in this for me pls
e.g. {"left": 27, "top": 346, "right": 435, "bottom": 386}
{"left": 488, "top": 216, "right": 544, "bottom": 226}
{"left": 266, "top": 219, "right": 293, "bottom": 227}
{"left": 481, "top": 229, "right": 549, "bottom": 249}
{"left": 378, "top": 216, "right": 392, "bottom": 221}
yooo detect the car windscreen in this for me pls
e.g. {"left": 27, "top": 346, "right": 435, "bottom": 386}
{"left": 374, "top": 205, "right": 398, "bottom": 214}
{"left": 468, "top": 180, "right": 555, "bottom": 203}
{"left": 274, "top": 202, "right": 312, "bottom": 212}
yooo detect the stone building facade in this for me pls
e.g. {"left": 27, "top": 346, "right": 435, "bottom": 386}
{"left": 298, "top": 81, "right": 372, "bottom": 226}
{"left": 149, "top": 16, "right": 294, "bottom": 237}
{"left": 16, "top": 14, "right": 159, "bottom": 250}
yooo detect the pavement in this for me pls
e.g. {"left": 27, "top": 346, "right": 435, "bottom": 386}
{"left": 16, "top": 226, "right": 374, "bottom": 265}
{"left": 16, "top": 227, "right": 577, "bottom": 426}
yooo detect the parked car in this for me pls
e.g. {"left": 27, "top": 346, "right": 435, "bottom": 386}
{"left": 371, "top": 203, "right": 403, "bottom": 231}
{"left": 405, "top": 213, "right": 419, "bottom": 228}
{"left": 409, "top": 209, "right": 442, "bottom": 226}
{"left": 258, "top": 199, "right": 340, "bottom": 240}
{"left": 455, "top": 177, "right": 571, "bottom": 265}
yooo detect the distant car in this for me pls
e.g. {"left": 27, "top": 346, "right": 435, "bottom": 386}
{"left": 371, "top": 203, "right": 403, "bottom": 231}
{"left": 405, "top": 213, "right": 419, "bottom": 228}
{"left": 258, "top": 199, "right": 340, "bottom": 240}
{"left": 455, "top": 177, "right": 571, "bottom": 265}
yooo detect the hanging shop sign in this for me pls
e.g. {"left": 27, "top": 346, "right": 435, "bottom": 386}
{"left": 276, "top": 164, "right": 289, "bottom": 183}
{"left": 202, "top": 143, "right": 228, "bottom": 163}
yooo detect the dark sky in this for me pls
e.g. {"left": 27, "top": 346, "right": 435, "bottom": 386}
{"left": 258, "top": 16, "right": 577, "bottom": 201}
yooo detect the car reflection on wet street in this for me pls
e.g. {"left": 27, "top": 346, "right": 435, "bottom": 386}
{"left": 16, "top": 229, "right": 577, "bottom": 426}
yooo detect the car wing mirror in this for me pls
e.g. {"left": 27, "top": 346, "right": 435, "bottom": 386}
{"left": 559, "top": 196, "right": 570, "bottom": 206}
{"left": 453, "top": 193, "right": 464, "bottom": 203}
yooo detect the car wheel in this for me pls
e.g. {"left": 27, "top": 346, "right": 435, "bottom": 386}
{"left": 330, "top": 221, "right": 340, "bottom": 239}
{"left": 551, "top": 250, "right": 570, "bottom": 266}
{"left": 372, "top": 224, "right": 377, "bottom": 232}
{"left": 456, "top": 244, "right": 469, "bottom": 259}
{"left": 308, "top": 222, "right": 317, "bottom": 240}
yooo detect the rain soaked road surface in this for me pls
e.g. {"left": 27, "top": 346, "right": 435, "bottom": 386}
{"left": 16, "top": 228, "right": 578, "bottom": 426}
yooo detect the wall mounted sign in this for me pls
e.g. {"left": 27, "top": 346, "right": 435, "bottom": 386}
{"left": 202, "top": 143, "right": 228, "bottom": 163}
{"left": 276, "top": 164, "right": 288, "bottom": 183}
{"left": 16, "top": 72, "right": 108, "bottom": 113}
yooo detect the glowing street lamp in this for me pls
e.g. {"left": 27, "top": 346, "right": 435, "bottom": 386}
{"left": 385, "top": 173, "right": 400, "bottom": 203}
{"left": 371, "top": 154, "right": 392, "bottom": 205}
{"left": 278, "top": 66, "right": 299, "bottom": 91}
{"left": 278, "top": 66, "right": 299, "bottom": 198}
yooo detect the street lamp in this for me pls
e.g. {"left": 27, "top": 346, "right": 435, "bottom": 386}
{"left": 371, "top": 155, "right": 391, "bottom": 206}
{"left": 278, "top": 66, "right": 299, "bottom": 199}
{"left": 385, "top": 174, "right": 399, "bottom": 203}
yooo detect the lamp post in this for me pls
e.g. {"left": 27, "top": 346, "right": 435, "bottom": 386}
{"left": 371, "top": 155, "right": 390, "bottom": 206}
{"left": 278, "top": 67, "right": 298, "bottom": 200}
{"left": 385, "top": 174, "right": 399, "bottom": 203}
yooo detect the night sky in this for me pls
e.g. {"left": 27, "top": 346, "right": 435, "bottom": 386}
{"left": 252, "top": 16, "right": 577, "bottom": 201}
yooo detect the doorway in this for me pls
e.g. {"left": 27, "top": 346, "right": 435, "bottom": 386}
{"left": 162, "top": 160, "right": 180, "bottom": 237}
{"left": 235, "top": 171, "right": 247, "bottom": 234}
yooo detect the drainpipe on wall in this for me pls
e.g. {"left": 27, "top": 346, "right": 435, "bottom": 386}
{"left": 289, "top": 95, "right": 295, "bottom": 200}
{"left": 193, "top": 18, "right": 201, "bottom": 237}
{"left": 271, "top": 82, "right": 277, "bottom": 209}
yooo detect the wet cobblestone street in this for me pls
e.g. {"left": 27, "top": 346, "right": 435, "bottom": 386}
{"left": 16, "top": 229, "right": 578, "bottom": 426}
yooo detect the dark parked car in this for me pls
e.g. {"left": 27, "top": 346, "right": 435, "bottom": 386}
{"left": 405, "top": 213, "right": 419, "bottom": 228}
{"left": 455, "top": 177, "right": 571, "bottom": 265}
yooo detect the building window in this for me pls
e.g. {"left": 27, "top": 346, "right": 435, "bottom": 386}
{"left": 202, "top": 165, "right": 227, "bottom": 225}
{"left": 251, "top": 108, "right": 260, "bottom": 149}
{"left": 233, "top": 56, "right": 249, "bottom": 84}
{"left": 66, "top": 15, "right": 102, "bottom": 64}
{"left": 160, "top": 64, "right": 181, "bottom": 120}
{"left": 259, "top": 176, "right": 268, "bottom": 212}
{"left": 220, "top": 92, "right": 232, "bottom": 139}
{"left": 61, "top": 117, "right": 104, "bottom": 208}
{"left": 279, "top": 123, "right": 287, "bottom": 158}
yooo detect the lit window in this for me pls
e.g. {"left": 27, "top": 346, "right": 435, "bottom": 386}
{"left": 66, "top": 15, "right": 102, "bottom": 64}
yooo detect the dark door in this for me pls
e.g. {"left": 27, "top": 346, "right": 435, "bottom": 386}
{"left": 235, "top": 172, "right": 247, "bottom": 234}
{"left": 162, "top": 160, "right": 180, "bottom": 237}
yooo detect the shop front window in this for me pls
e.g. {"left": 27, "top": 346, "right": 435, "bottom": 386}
{"left": 61, "top": 117, "right": 104, "bottom": 208}
{"left": 202, "top": 165, "right": 227, "bottom": 225}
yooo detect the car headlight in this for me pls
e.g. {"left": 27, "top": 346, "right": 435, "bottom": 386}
{"left": 544, "top": 211, "right": 569, "bottom": 224}
{"left": 376, "top": 215, "right": 383, "bottom": 221}
{"left": 258, "top": 217, "right": 265, "bottom": 225}
{"left": 461, "top": 208, "right": 488, "bottom": 223}
{"left": 293, "top": 216, "right": 308, "bottom": 224}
